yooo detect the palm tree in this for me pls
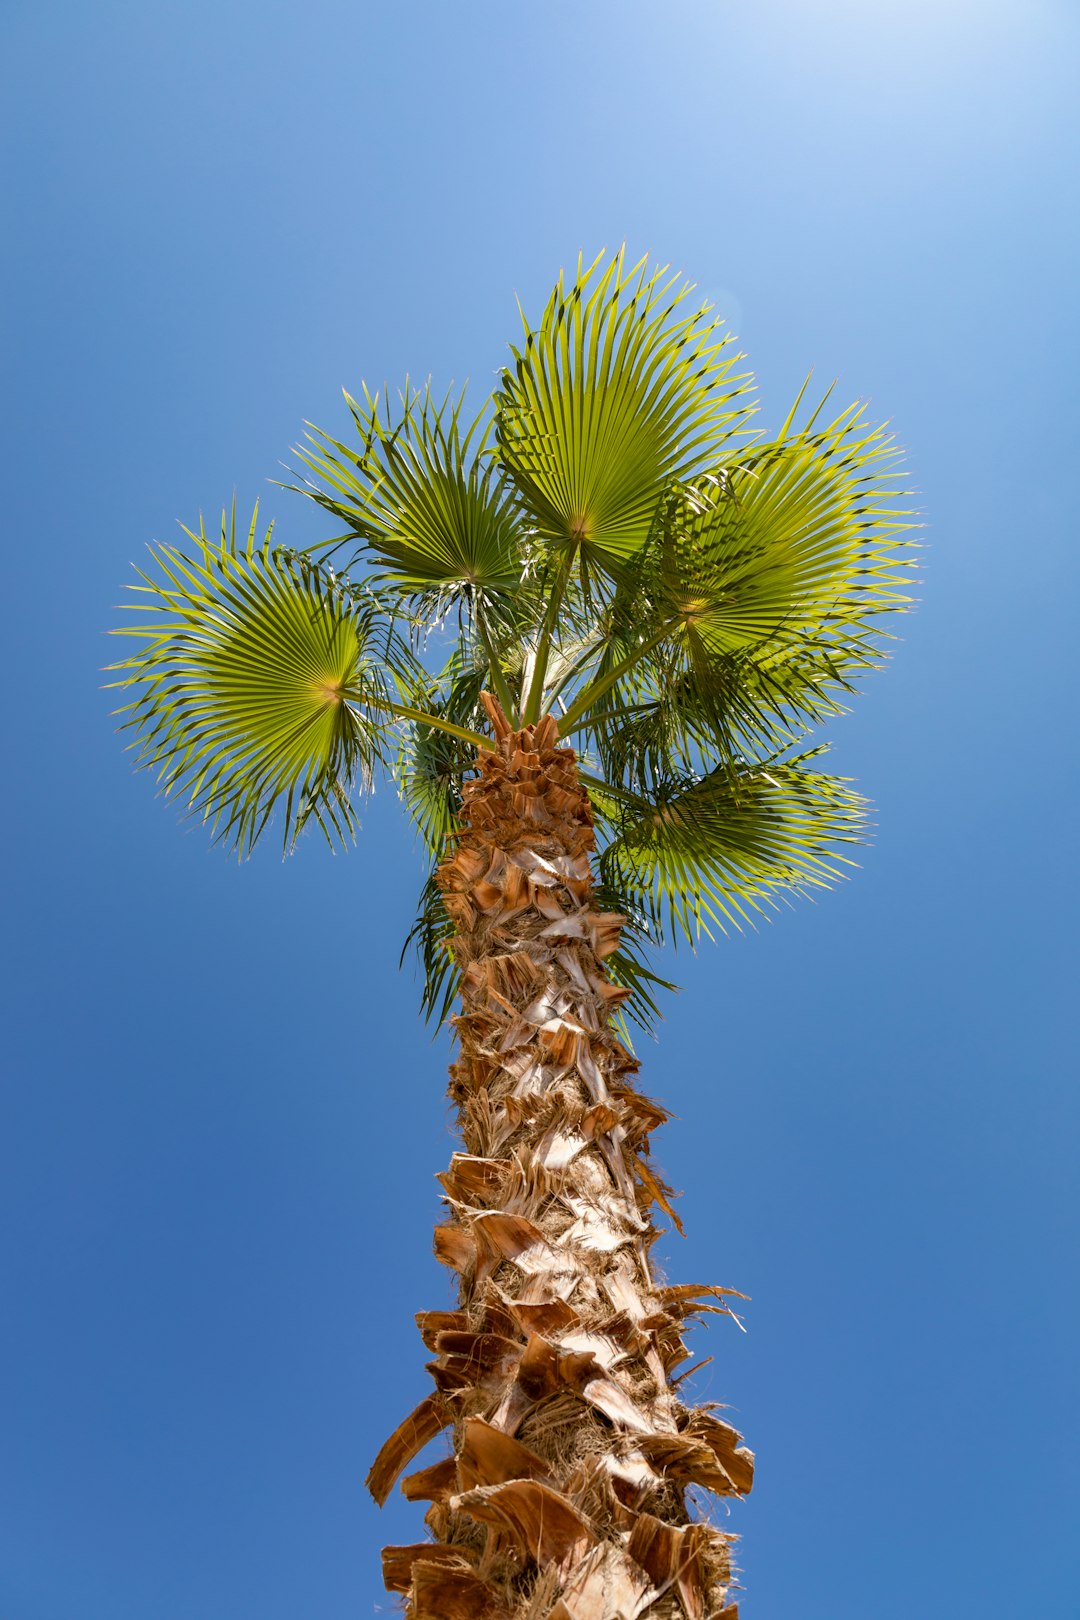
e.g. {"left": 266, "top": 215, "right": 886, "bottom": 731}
{"left": 111, "top": 251, "right": 913, "bottom": 1620}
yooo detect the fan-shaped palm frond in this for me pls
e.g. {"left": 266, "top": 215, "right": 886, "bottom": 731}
{"left": 109, "top": 502, "right": 412, "bottom": 854}
{"left": 655, "top": 402, "right": 911, "bottom": 665}
{"left": 595, "top": 751, "right": 866, "bottom": 944}
{"left": 557, "top": 392, "right": 915, "bottom": 788}
{"left": 293, "top": 384, "right": 527, "bottom": 611}
{"left": 495, "top": 250, "right": 754, "bottom": 580}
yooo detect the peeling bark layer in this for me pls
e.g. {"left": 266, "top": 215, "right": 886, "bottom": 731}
{"left": 370, "top": 700, "right": 752, "bottom": 1620}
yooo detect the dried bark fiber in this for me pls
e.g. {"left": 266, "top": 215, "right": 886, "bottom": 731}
{"left": 370, "top": 698, "right": 752, "bottom": 1620}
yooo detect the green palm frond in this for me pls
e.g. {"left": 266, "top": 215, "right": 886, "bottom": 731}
{"left": 293, "top": 383, "right": 527, "bottom": 614}
{"left": 595, "top": 751, "right": 866, "bottom": 944}
{"left": 559, "top": 392, "right": 916, "bottom": 781}
{"left": 591, "top": 870, "right": 678, "bottom": 1039}
{"left": 604, "top": 944, "right": 677, "bottom": 1041}
{"left": 396, "top": 652, "right": 488, "bottom": 856}
{"left": 654, "top": 401, "right": 913, "bottom": 670}
{"left": 580, "top": 630, "right": 845, "bottom": 798}
{"left": 583, "top": 667, "right": 745, "bottom": 796}
{"left": 109, "top": 502, "right": 408, "bottom": 855}
{"left": 495, "top": 249, "right": 753, "bottom": 579}
{"left": 401, "top": 870, "right": 460, "bottom": 1029}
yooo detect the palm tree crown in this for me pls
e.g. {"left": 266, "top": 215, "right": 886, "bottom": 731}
{"left": 111, "top": 249, "right": 914, "bottom": 1027}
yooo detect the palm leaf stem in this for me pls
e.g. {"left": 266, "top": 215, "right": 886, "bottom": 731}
{"left": 523, "top": 549, "right": 575, "bottom": 724}
{"left": 475, "top": 606, "right": 519, "bottom": 723}
{"left": 386, "top": 701, "right": 490, "bottom": 752}
{"left": 541, "top": 633, "right": 612, "bottom": 710}
{"left": 577, "top": 769, "right": 649, "bottom": 808}
{"left": 557, "top": 621, "right": 675, "bottom": 735}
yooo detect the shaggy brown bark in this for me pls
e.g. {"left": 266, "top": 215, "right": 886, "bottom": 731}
{"left": 369, "top": 698, "right": 753, "bottom": 1620}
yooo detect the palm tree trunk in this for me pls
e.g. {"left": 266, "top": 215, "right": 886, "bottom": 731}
{"left": 369, "top": 698, "right": 753, "bottom": 1620}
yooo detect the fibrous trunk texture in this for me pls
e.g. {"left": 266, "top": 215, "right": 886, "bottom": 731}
{"left": 369, "top": 699, "right": 753, "bottom": 1620}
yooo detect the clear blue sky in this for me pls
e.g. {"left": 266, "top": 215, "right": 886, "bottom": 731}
{"left": 2, "top": 2, "right": 1078, "bottom": 1615}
